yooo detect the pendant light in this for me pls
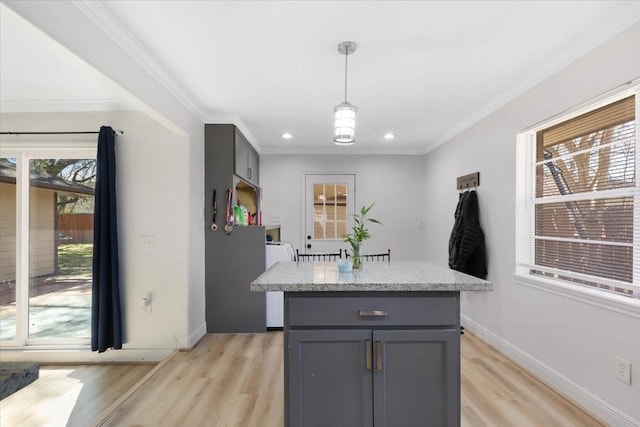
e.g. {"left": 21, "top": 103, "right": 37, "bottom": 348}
{"left": 334, "top": 41, "right": 357, "bottom": 145}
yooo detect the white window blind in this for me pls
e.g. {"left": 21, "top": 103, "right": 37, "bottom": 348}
{"left": 518, "top": 89, "right": 639, "bottom": 300}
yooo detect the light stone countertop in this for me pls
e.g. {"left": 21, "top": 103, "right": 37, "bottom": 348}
{"left": 250, "top": 261, "right": 493, "bottom": 292}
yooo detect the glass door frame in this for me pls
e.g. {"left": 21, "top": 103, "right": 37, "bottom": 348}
{"left": 1, "top": 141, "right": 96, "bottom": 348}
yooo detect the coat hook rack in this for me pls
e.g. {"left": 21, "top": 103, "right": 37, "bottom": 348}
{"left": 456, "top": 172, "right": 480, "bottom": 190}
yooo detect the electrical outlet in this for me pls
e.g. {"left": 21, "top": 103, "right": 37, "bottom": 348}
{"left": 419, "top": 221, "right": 425, "bottom": 229}
{"left": 616, "top": 357, "right": 631, "bottom": 384}
{"left": 270, "top": 214, "right": 281, "bottom": 224}
{"left": 141, "top": 235, "right": 154, "bottom": 249}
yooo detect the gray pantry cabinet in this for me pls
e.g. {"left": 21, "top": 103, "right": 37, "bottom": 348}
{"left": 204, "top": 124, "right": 265, "bottom": 332}
{"left": 285, "top": 292, "right": 461, "bottom": 427}
{"left": 234, "top": 128, "right": 259, "bottom": 187}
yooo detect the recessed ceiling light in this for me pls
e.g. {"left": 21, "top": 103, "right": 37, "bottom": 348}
{"left": 281, "top": 133, "right": 292, "bottom": 140}
{"left": 384, "top": 133, "right": 395, "bottom": 140}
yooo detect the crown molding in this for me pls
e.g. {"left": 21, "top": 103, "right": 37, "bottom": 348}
{"left": 0, "top": 99, "right": 137, "bottom": 113}
{"left": 260, "top": 146, "right": 428, "bottom": 156}
{"left": 71, "top": 0, "right": 208, "bottom": 122}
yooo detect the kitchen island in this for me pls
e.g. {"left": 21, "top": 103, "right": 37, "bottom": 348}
{"left": 251, "top": 261, "right": 492, "bottom": 427}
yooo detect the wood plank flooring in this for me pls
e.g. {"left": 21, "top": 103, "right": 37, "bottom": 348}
{"left": 0, "top": 363, "right": 154, "bottom": 427}
{"left": 100, "top": 332, "right": 284, "bottom": 427}
{"left": 460, "top": 332, "right": 603, "bottom": 427}
{"left": 1, "top": 331, "right": 603, "bottom": 426}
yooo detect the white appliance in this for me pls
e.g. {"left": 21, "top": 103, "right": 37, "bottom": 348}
{"left": 265, "top": 242, "right": 294, "bottom": 327}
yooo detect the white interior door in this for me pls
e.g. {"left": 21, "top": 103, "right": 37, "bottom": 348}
{"left": 304, "top": 174, "right": 355, "bottom": 255}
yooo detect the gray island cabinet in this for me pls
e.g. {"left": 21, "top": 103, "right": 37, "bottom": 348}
{"left": 251, "top": 261, "right": 493, "bottom": 427}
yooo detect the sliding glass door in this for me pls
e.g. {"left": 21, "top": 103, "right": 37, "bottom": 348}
{"left": 0, "top": 148, "right": 96, "bottom": 347}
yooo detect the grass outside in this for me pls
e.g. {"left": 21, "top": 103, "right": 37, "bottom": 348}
{"left": 57, "top": 243, "right": 93, "bottom": 276}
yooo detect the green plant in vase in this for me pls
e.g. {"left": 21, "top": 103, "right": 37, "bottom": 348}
{"left": 343, "top": 203, "right": 382, "bottom": 269}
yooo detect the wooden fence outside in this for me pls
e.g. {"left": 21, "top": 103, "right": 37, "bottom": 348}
{"left": 57, "top": 214, "right": 94, "bottom": 243}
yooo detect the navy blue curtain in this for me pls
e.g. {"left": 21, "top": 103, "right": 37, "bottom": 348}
{"left": 92, "top": 126, "right": 122, "bottom": 352}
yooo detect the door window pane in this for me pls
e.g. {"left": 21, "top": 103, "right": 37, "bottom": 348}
{"left": 28, "top": 159, "right": 95, "bottom": 340}
{"left": 313, "top": 183, "right": 348, "bottom": 240}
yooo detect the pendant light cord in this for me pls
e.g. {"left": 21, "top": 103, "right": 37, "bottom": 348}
{"left": 344, "top": 50, "right": 349, "bottom": 102}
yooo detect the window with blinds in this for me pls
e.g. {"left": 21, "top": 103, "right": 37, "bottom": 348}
{"left": 518, "top": 88, "right": 639, "bottom": 301}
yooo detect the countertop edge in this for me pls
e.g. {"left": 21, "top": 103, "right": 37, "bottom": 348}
{"left": 250, "top": 283, "right": 493, "bottom": 292}
{"left": 250, "top": 261, "right": 493, "bottom": 292}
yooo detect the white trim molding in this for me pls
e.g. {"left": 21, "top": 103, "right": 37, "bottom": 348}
{"left": 0, "top": 347, "right": 173, "bottom": 363}
{"left": 462, "top": 315, "right": 640, "bottom": 427}
{"left": 515, "top": 273, "right": 640, "bottom": 319}
{"left": 71, "top": 0, "right": 208, "bottom": 122}
{"left": 1, "top": 99, "right": 137, "bottom": 113}
{"left": 180, "top": 322, "right": 207, "bottom": 350}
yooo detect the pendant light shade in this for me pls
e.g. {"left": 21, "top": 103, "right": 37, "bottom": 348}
{"left": 334, "top": 41, "right": 357, "bottom": 145}
{"left": 334, "top": 101, "right": 357, "bottom": 145}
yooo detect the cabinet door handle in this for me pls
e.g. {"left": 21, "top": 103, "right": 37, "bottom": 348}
{"left": 358, "top": 310, "right": 388, "bottom": 317}
{"left": 376, "top": 341, "right": 383, "bottom": 371}
{"left": 365, "top": 340, "right": 372, "bottom": 370}
{"left": 247, "top": 168, "right": 252, "bottom": 179}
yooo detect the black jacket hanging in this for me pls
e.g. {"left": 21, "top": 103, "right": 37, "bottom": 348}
{"left": 448, "top": 191, "right": 468, "bottom": 270}
{"left": 448, "top": 190, "right": 487, "bottom": 279}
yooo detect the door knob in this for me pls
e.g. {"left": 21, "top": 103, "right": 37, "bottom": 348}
{"left": 307, "top": 244, "right": 312, "bottom": 249}
{"left": 307, "top": 235, "right": 311, "bottom": 240}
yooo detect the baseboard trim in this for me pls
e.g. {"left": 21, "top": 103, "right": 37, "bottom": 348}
{"left": 186, "top": 322, "right": 207, "bottom": 349}
{"left": 461, "top": 315, "right": 639, "bottom": 427}
{"left": 0, "top": 348, "right": 172, "bottom": 363}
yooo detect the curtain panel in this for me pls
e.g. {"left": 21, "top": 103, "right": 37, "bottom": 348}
{"left": 91, "top": 126, "right": 122, "bottom": 352}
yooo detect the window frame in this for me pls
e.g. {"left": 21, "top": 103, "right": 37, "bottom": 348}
{"left": 515, "top": 84, "right": 640, "bottom": 318}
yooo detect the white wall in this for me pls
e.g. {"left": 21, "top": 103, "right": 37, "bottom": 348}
{"left": 186, "top": 120, "right": 206, "bottom": 347}
{"left": 0, "top": 110, "right": 205, "bottom": 362}
{"left": 2, "top": 1, "right": 208, "bottom": 359}
{"left": 260, "top": 155, "right": 426, "bottom": 261}
{"left": 422, "top": 23, "right": 640, "bottom": 425}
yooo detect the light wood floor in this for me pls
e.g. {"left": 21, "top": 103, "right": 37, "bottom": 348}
{"left": 1, "top": 331, "right": 603, "bottom": 427}
{"left": 0, "top": 363, "right": 154, "bottom": 427}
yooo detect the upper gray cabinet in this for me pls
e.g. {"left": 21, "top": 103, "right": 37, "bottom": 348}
{"left": 234, "top": 128, "right": 259, "bottom": 186}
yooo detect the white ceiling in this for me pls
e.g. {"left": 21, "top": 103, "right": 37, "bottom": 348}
{"left": 0, "top": 3, "right": 138, "bottom": 113}
{"left": 2, "top": 1, "right": 640, "bottom": 154}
